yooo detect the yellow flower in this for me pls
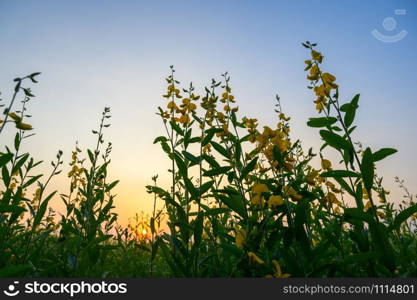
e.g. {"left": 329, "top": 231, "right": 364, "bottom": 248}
{"left": 271, "top": 260, "right": 290, "bottom": 278}
{"left": 235, "top": 228, "right": 246, "bottom": 248}
{"left": 282, "top": 185, "right": 296, "bottom": 196}
{"left": 187, "top": 103, "right": 197, "bottom": 112}
{"left": 248, "top": 135, "right": 256, "bottom": 143}
{"left": 364, "top": 200, "right": 372, "bottom": 212}
{"left": 279, "top": 113, "right": 291, "bottom": 121}
{"left": 268, "top": 195, "right": 284, "bottom": 208}
{"left": 321, "top": 159, "right": 332, "bottom": 170}
{"left": 284, "top": 162, "right": 293, "bottom": 172}
{"left": 252, "top": 183, "right": 269, "bottom": 194}
{"left": 304, "top": 60, "right": 312, "bottom": 71}
{"left": 377, "top": 211, "right": 386, "bottom": 218}
{"left": 251, "top": 194, "right": 264, "bottom": 207}
{"left": 292, "top": 194, "right": 302, "bottom": 201}
{"left": 167, "top": 101, "right": 177, "bottom": 109}
{"left": 315, "top": 101, "right": 324, "bottom": 112}
{"left": 179, "top": 114, "right": 190, "bottom": 124}
{"left": 327, "top": 192, "right": 338, "bottom": 203}
{"left": 314, "top": 84, "right": 331, "bottom": 97}
{"left": 307, "top": 65, "right": 320, "bottom": 81}
{"left": 322, "top": 72, "right": 336, "bottom": 83}
{"left": 311, "top": 50, "right": 323, "bottom": 63}
{"left": 306, "top": 169, "right": 319, "bottom": 185}
{"left": 262, "top": 126, "right": 274, "bottom": 137}
{"left": 248, "top": 252, "right": 264, "bottom": 265}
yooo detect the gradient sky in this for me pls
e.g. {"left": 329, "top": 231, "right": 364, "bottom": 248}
{"left": 1, "top": 0, "right": 416, "bottom": 227}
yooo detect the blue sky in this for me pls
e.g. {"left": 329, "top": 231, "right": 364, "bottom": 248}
{"left": 1, "top": 0, "right": 416, "bottom": 225}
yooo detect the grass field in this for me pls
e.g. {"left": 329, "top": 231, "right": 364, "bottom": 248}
{"left": 0, "top": 43, "right": 416, "bottom": 278}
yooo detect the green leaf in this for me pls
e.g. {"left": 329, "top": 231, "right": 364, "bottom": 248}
{"left": 0, "top": 204, "right": 25, "bottom": 214}
{"left": 272, "top": 145, "right": 284, "bottom": 165}
{"left": 173, "top": 153, "right": 187, "bottom": 177}
{"left": 199, "top": 180, "right": 214, "bottom": 195}
{"left": 344, "top": 208, "right": 373, "bottom": 224}
{"left": 240, "top": 157, "right": 257, "bottom": 179}
{"left": 0, "top": 153, "right": 13, "bottom": 168}
{"left": 0, "top": 264, "right": 31, "bottom": 277}
{"left": 344, "top": 94, "right": 359, "bottom": 128}
{"left": 369, "top": 222, "right": 396, "bottom": 271}
{"left": 220, "top": 241, "right": 244, "bottom": 258}
{"left": 170, "top": 121, "right": 184, "bottom": 136}
{"left": 12, "top": 153, "right": 29, "bottom": 174}
{"left": 307, "top": 117, "right": 337, "bottom": 128}
{"left": 320, "top": 170, "right": 359, "bottom": 178}
{"left": 343, "top": 252, "right": 376, "bottom": 265}
{"left": 151, "top": 239, "right": 160, "bottom": 261}
{"left": 184, "top": 177, "right": 199, "bottom": 201}
{"left": 153, "top": 136, "right": 168, "bottom": 144}
{"left": 87, "top": 149, "right": 95, "bottom": 164}
{"left": 33, "top": 191, "right": 56, "bottom": 228}
{"left": 105, "top": 180, "right": 119, "bottom": 192}
{"left": 210, "top": 141, "right": 229, "bottom": 158}
{"left": 203, "top": 166, "right": 231, "bottom": 177}
{"left": 2, "top": 166, "right": 10, "bottom": 187}
{"left": 334, "top": 177, "right": 355, "bottom": 196}
{"left": 202, "top": 131, "right": 215, "bottom": 147}
{"left": 193, "top": 212, "right": 204, "bottom": 247}
{"left": 161, "top": 141, "right": 171, "bottom": 154}
{"left": 354, "top": 183, "right": 364, "bottom": 210}
{"left": 216, "top": 192, "right": 247, "bottom": 218}
{"left": 188, "top": 137, "right": 200, "bottom": 144}
{"left": 14, "top": 132, "right": 20, "bottom": 151}
{"left": 182, "top": 151, "right": 200, "bottom": 165}
{"left": 319, "top": 130, "right": 351, "bottom": 151}
{"left": 372, "top": 148, "right": 397, "bottom": 162}
{"left": 203, "top": 207, "right": 230, "bottom": 216}
{"left": 393, "top": 204, "right": 417, "bottom": 230}
{"left": 202, "top": 154, "right": 220, "bottom": 169}
{"left": 22, "top": 174, "right": 43, "bottom": 189}
{"left": 360, "top": 148, "right": 374, "bottom": 191}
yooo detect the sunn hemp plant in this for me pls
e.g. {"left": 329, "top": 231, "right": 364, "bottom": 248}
{"left": 0, "top": 43, "right": 416, "bottom": 277}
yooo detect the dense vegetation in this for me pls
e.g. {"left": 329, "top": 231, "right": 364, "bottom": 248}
{"left": 0, "top": 43, "right": 416, "bottom": 277}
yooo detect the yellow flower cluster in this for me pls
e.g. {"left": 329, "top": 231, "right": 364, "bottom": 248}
{"left": 242, "top": 117, "right": 258, "bottom": 143}
{"left": 251, "top": 183, "right": 268, "bottom": 207}
{"left": 162, "top": 77, "right": 200, "bottom": 126}
{"left": 304, "top": 50, "right": 338, "bottom": 112}
{"left": 249, "top": 123, "right": 291, "bottom": 172}
{"left": 68, "top": 146, "right": 86, "bottom": 198}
